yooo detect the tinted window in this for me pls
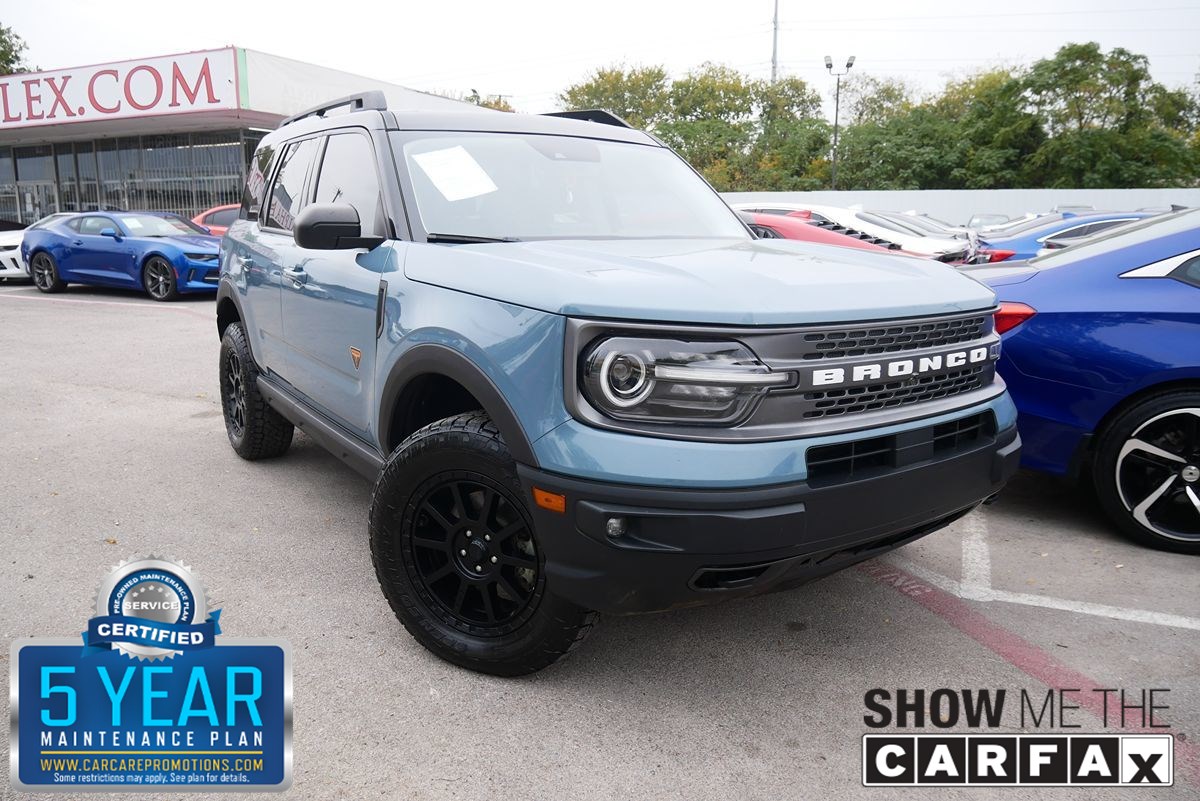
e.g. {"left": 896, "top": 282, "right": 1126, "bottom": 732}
{"left": 313, "top": 133, "right": 382, "bottom": 236}
{"left": 78, "top": 216, "right": 115, "bottom": 235}
{"left": 240, "top": 144, "right": 275, "bottom": 220}
{"left": 209, "top": 208, "right": 237, "bottom": 227}
{"left": 264, "top": 139, "right": 319, "bottom": 231}
{"left": 1172, "top": 255, "right": 1200, "bottom": 289}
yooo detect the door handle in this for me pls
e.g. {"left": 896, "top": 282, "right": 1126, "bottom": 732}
{"left": 283, "top": 266, "right": 308, "bottom": 286}
{"left": 72, "top": 240, "right": 83, "bottom": 246}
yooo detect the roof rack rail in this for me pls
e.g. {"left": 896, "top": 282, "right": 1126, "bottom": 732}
{"left": 543, "top": 109, "right": 633, "bottom": 128}
{"left": 280, "top": 90, "right": 388, "bottom": 128}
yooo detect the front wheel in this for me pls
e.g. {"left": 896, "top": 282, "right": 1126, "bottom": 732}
{"left": 143, "top": 256, "right": 179, "bottom": 301}
{"left": 370, "top": 412, "right": 597, "bottom": 675}
{"left": 30, "top": 252, "right": 66, "bottom": 293}
{"left": 1093, "top": 391, "right": 1200, "bottom": 554}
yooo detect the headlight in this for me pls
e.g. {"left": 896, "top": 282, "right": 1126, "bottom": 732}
{"left": 580, "top": 337, "right": 793, "bottom": 424}
{"left": 184, "top": 253, "right": 218, "bottom": 262}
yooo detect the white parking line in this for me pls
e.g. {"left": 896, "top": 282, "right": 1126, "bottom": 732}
{"left": 887, "top": 550, "right": 1200, "bottom": 632}
{"left": 960, "top": 511, "right": 992, "bottom": 600}
{"left": 0, "top": 289, "right": 211, "bottom": 318}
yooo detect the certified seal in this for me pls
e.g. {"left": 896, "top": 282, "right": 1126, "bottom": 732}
{"left": 85, "top": 555, "right": 221, "bottom": 661}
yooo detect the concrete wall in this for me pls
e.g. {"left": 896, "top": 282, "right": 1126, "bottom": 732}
{"left": 723, "top": 188, "right": 1200, "bottom": 226}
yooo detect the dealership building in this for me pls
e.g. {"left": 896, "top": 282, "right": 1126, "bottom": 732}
{"left": 0, "top": 47, "right": 471, "bottom": 225}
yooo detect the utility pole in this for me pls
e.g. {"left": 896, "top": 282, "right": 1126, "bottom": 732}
{"left": 770, "top": 0, "right": 779, "bottom": 82}
{"left": 824, "top": 55, "right": 855, "bottom": 190}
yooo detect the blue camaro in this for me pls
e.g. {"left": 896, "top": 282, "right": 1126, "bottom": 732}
{"left": 967, "top": 208, "right": 1200, "bottom": 553}
{"left": 22, "top": 211, "right": 221, "bottom": 301}
{"left": 979, "top": 211, "right": 1153, "bottom": 262}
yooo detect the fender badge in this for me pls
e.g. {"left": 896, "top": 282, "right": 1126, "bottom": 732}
{"left": 349, "top": 347, "right": 362, "bottom": 369}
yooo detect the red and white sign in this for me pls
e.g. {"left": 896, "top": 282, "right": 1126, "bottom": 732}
{"left": 0, "top": 48, "right": 238, "bottom": 131}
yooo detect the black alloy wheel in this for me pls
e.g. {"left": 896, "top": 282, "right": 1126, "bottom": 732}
{"left": 1112, "top": 407, "right": 1200, "bottom": 544}
{"left": 143, "top": 257, "right": 178, "bottom": 301}
{"left": 405, "top": 473, "right": 541, "bottom": 633}
{"left": 30, "top": 252, "right": 65, "bottom": 293}
{"left": 1095, "top": 391, "right": 1200, "bottom": 554}
{"left": 223, "top": 349, "right": 247, "bottom": 439}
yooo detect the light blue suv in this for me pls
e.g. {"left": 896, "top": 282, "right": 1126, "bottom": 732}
{"left": 217, "top": 93, "right": 1020, "bottom": 675}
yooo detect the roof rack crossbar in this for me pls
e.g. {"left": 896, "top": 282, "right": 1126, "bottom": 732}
{"left": 542, "top": 109, "right": 633, "bottom": 128}
{"left": 280, "top": 90, "right": 388, "bottom": 128}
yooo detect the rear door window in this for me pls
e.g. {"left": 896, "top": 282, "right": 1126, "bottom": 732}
{"left": 263, "top": 138, "right": 320, "bottom": 232}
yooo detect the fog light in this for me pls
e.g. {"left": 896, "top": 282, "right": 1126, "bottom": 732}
{"left": 605, "top": 517, "right": 627, "bottom": 539}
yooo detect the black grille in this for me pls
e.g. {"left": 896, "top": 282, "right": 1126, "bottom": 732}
{"left": 806, "top": 412, "right": 995, "bottom": 486}
{"left": 801, "top": 365, "right": 989, "bottom": 419}
{"left": 797, "top": 314, "right": 990, "bottom": 361}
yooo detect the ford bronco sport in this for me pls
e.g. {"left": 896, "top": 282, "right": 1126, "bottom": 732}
{"left": 217, "top": 92, "right": 1020, "bottom": 675}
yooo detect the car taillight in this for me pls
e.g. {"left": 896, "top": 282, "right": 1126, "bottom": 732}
{"left": 982, "top": 249, "right": 1016, "bottom": 262}
{"left": 994, "top": 302, "right": 1036, "bottom": 334}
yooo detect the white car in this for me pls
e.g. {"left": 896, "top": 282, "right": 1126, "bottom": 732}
{"left": 0, "top": 228, "right": 27, "bottom": 279}
{"left": 733, "top": 202, "right": 974, "bottom": 262}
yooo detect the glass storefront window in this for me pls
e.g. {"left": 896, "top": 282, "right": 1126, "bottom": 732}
{"left": 0, "top": 131, "right": 249, "bottom": 224}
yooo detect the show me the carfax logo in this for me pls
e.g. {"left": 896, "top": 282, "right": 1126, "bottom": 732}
{"left": 861, "top": 687, "right": 1174, "bottom": 787}
{"left": 10, "top": 556, "right": 292, "bottom": 791}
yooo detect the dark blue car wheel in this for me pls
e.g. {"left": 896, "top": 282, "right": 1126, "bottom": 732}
{"left": 143, "top": 257, "right": 179, "bottom": 302}
{"left": 30, "top": 252, "right": 66, "bottom": 293}
{"left": 1095, "top": 391, "right": 1200, "bottom": 554}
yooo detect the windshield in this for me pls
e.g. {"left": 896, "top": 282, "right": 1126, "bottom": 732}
{"left": 395, "top": 132, "right": 749, "bottom": 241}
{"left": 117, "top": 214, "right": 207, "bottom": 237}
{"left": 1030, "top": 208, "right": 1200, "bottom": 268}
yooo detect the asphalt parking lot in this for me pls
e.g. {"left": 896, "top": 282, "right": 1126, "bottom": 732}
{"left": 1, "top": 282, "right": 1197, "bottom": 801}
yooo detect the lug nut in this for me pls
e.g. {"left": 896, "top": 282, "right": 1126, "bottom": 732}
{"left": 490, "top": 556, "right": 498, "bottom": 563}
{"left": 475, "top": 564, "right": 482, "bottom": 572}
{"left": 459, "top": 549, "right": 467, "bottom": 556}
{"left": 466, "top": 530, "right": 472, "bottom": 536}
{"left": 484, "top": 534, "right": 491, "bottom": 541}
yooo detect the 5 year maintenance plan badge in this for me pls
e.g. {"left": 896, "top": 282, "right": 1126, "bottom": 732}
{"left": 10, "top": 555, "right": 292, "bottom": 791}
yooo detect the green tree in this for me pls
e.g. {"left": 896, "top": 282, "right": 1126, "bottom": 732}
{"left": 1022, "top": 43, "right": 1195, "bottom": 186}
{"left": 557, "top": 65, "right": 670, "bottom": 130}
{"left": 839, "top": 74, "right": 915, "bottom": 125}
{"left": 0, "top": 23, "right": 31, "bottom": 75}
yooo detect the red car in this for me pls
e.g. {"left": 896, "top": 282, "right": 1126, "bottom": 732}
{"left": 192, "top": 204, "right": 239, "bottom": 237}
{"left": 738, "top": 210, "right": 916, "bottom": 255}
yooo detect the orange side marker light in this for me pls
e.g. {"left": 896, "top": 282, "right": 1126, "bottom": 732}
{"left": 533, "top": 487, "right": 566, "bottom": 514}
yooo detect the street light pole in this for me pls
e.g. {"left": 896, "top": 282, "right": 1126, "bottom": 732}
{"left": 825, "top": 55, "right": 855, "bottom": 190}
{"left": 770, "top": 0, "right": 780, "bottom": 83}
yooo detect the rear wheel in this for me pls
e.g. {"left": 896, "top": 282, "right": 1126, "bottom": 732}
{"left": 370, "top": 412, "right": 597, "bottom": 675}
{"left": 30, "top": 252, "right": 66, "bottom": 293}
{"left": 219, "top": 322, "right": 294, "bottom": 460}
{"left": 143, "top": 257, "right": 179, "bottom": 301}
{"left": 1093, "top": 391, "right": 1200, "bottom": 554}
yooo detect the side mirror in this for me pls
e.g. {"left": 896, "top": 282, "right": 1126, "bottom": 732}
{"left": 199, "top": 225, "right": 212, "bottom": 235}
{"left": 100, "top": 227, "right": 120, "bottom": 239}
{"left": 294, "top": 203, "right": 383, "bottom": 250}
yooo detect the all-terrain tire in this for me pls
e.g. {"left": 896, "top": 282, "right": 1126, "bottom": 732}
{"left": 218, "top": 322, "right": 294, "bottom": 460}
{"left": 370, "top": 411, "right": 597, "bottom": 675}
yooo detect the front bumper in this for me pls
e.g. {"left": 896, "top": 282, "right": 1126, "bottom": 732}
{"left": 0, "top": 248, "right": 27, "bottom": 278}
{"left": 178, "top": 262, "right": 220, "bottom": 293}
{"left": 520, "top": 418, "right": 1020, "bottom": 615}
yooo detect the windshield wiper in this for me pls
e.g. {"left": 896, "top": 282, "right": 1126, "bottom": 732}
{"left": 426, "top": 233, "right": 520, "bottom": 244}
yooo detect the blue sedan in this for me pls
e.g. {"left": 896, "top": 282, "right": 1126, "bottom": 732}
{"left": 979, "top": 211, "right": 1154, "bottom": 262}
{"left": 967, "top": 209, "right": 1200, "bottom": 553}
{"left": 22, "top": 211, "right": 221, "bottom": 301}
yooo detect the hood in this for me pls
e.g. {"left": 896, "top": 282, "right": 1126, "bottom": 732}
{"left": 961, "top": 261, "right": 1039, "bottom": 288}
{"left": 404, "top": 238, "right": 996, "bottom": 325}
{"left": 144, "top": 234, "right": 220, "bottom": 251}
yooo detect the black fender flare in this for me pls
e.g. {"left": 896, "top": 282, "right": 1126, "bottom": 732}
{"left": 377, "top": 343, "right": 539, "bottom": 466}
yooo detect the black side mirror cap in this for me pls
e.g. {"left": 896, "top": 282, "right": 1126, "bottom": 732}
{"left": 294, "top": 203, "right": 384, "bottom": 250}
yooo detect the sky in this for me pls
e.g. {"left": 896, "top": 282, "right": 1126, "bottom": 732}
{"left": 7, "top": 0, "right": 1200, "bottom": 117}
